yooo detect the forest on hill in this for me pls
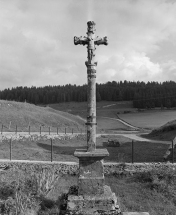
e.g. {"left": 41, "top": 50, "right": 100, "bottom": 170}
{"left": 0, "top": 81, "right": 176, "bottom": 109}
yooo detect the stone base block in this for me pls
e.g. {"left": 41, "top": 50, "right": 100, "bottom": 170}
{"left": 78, "top": 177, "right": 104, "bottom": 195}
{"left": 66, "top": 185, "right": 121, "bottom": 215}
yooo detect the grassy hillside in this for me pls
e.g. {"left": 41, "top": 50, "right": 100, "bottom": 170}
{"left": 50, "top": 102, "right": 176, "bottom": 131}
{"left": 49, "top": 101, "right": 134, "bottom": 118}
{"left": 0, "top": 100, "right": 85, "bottom": 132}
{"left": 145, "top": 119, "right": 176, "bottom": 141}
{"left": 49, "top": 101, "right": 137, "bottom": 132}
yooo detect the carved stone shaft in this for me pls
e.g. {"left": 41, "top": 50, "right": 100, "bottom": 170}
{"left": 86, "top": 62, "right": 97, "bottom": 152}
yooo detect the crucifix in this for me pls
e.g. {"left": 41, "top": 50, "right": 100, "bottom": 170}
{"left": 66, "top": 21, "right": 121, "bottom": 215}
{"left": 66, "top": 21, "right": 148, "bottom": 215}
{"left": 74, "top": 21, "right": 108, "bottom": 152}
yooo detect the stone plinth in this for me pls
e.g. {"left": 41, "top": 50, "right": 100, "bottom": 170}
{"left": 74, "top": 149, "right": 109, "bottom": 195}
{"left": 66, "top": 148, "right": 121, "bottom": 215}
{"left": 66, "top": 185, "right": 120, "bottom": 215}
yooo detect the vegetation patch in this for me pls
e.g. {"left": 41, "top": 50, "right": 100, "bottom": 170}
{"left": 106, "top": 168, "right": 176, "bottom": 215}
{"left": 1, "top": 166, "right": 176, "bottom": 214}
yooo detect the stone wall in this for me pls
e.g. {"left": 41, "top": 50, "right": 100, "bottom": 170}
{"left": 0, "top": 160, "right": 176, "bottom": 175}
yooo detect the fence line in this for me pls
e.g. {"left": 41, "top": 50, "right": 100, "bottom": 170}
{"left": 0, "top": 123, "right": 86, "bottom": 135}
{"left": 2, "top": 133, "right": 86, "bottom": 162}
{"left": 0, "top": 129, "right": 174, "bottom": 163}
{"left": 0, "top": 136, "right": 174, "bottom": 163}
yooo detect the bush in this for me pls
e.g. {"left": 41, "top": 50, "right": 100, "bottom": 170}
{"left": 135, "top": 168, "right": 176, "bottom": 202}
{"left": 0, "top": 167, "right": 61, "bottom": 214}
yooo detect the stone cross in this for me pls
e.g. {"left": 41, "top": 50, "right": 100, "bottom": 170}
{"left": 74, "top": 21, "right": 108, "bottom": 152}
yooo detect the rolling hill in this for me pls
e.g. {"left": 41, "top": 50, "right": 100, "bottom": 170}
{"left": 145, "top": 119, "right": 176, "bottom": 141}
{"left": 0, "top": 100, "right": 85, "bottom": 132}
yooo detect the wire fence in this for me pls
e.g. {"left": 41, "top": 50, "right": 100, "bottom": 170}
{"left": 0, "top": 133, "right": 87, "bottom": 162}
{"left": 0, "top": 123, "right": 86, "bottom": 135}
{"left": 0, "top": 135, "right": 175, "bottom": 163}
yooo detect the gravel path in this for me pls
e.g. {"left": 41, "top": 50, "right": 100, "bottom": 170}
{"left": 99, "top": 116, "right": 140, "bottom": 130}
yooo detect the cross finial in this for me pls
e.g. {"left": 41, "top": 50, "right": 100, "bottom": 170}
{"left": 87, "top": 21, "right": 96, "bottom": 34}
{"left": 74, "top": 21, "right": 108, "bottom": 63}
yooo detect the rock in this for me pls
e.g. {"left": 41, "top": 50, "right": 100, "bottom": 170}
{"left": 107, "top": 139, "right": 121, "bottom": 147}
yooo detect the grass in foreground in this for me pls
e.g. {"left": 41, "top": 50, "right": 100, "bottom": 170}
{"left": 105, "top": 168, "right": 176, "bottom": 215}
{"left": 1, "top": 167, "right": 176, "bottom": 214}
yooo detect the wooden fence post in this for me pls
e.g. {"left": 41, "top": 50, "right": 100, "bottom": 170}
{"left": 10, "top": 138, "right": 12, "bottom": 161}
{"left": 51, "top": 138, "right": 53, "bottom": 162}
{"left": 1, "top": 125, "right": 3, "bottom": 135}
{"left": 172, "top": 140, "right": 174, "bottom": 164}
{"left": 132, "top": 140, "right": 134, "bottom": 164}
{"left": 57, "top": 127, "right": 58, "bottom": 135}
{"left": 49, "top": 127, "right": 51, "bottom": 135}
{"left": 15, "top": 125, "right": 17, "bottom": 134}
{"left": 65, "top": 128, "right": 66, "bottom": 134}
{"left": 29, "top": 126, "right": 30, "bottom": 135}
{"left": 40, "top": 126, "right": 41, "bottom": 135}
{"left": 72, "top": 128, "right": 73, "bottom": 134}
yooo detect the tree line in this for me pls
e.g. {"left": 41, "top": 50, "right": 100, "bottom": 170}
{"left": 0, "top": 81, "right": 176, "bottom": 109}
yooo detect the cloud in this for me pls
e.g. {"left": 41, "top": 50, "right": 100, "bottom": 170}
{"left": 97, "top": 51, "right": 163, "bottom": 82}
{"left": 0, "top": 0, "right": 176, "bottom": 90}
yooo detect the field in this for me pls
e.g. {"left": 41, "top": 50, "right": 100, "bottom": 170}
{"left": 0, "top": 134, "right": 171, "bottom": 163}
{"left": 49, "top": 101, "right": 176, "bottom": 131}
{"left": 49, "top": 101, "right": 134, "bottom": 118}
{"left": 118, "top": 109, "right": 176, "bottom": 129}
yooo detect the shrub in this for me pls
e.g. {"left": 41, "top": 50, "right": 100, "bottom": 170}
{"left": 135, "top": 168, "right": 176, "bottom": 203}
{"left": 0, "top": 167, "right": 61, "bottom": 214}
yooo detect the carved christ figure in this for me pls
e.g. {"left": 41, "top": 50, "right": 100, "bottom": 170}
{"left": 74, "top": 21, "right": 108, "bottom": 63}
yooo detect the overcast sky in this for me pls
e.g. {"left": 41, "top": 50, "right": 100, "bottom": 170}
{"left": 1, "top": 0, "right": 176, "bottom": 90}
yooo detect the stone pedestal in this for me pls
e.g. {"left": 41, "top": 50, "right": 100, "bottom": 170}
{"left": 66, "top": 149, "right": 121, "bottom": 215}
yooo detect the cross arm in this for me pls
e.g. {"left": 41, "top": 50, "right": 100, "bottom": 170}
{"left": 74, "top": 36, "right": 89, "bottom": 46}
{"left": 94, "top": 36, "right": 108, "bottom": 46}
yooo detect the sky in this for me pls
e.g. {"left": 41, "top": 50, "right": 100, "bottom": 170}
{"left": 1, "top": 0, "right": 176, "bottom": 90}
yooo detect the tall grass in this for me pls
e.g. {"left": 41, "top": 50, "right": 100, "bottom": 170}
{"left": 0, "top": 167, "right": 61, "bottom": 214}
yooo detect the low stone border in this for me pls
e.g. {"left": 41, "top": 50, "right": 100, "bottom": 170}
{"left": 103, "top": 162, "right": 176, "bottom": 175}
{"left": 0, "top": 133, "right": 86, "bottom": 142}
{"left": 0, "top": 160, "right": 176, "bottom": 175}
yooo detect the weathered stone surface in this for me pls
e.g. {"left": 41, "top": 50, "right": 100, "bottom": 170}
{"left": 67, "top": 185, "right": 120, "bottom": 215}
{"left": 79, "top": 159, "right": 104, "bottom": 178}
{"left": 78, "top": 177, "right": 104, "bottom": 195}
{"left": 74, "top": 148, "right": 109, "bottom": 158}
{"left": 75, "top": 149, "right": 109, "bottom": 195}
